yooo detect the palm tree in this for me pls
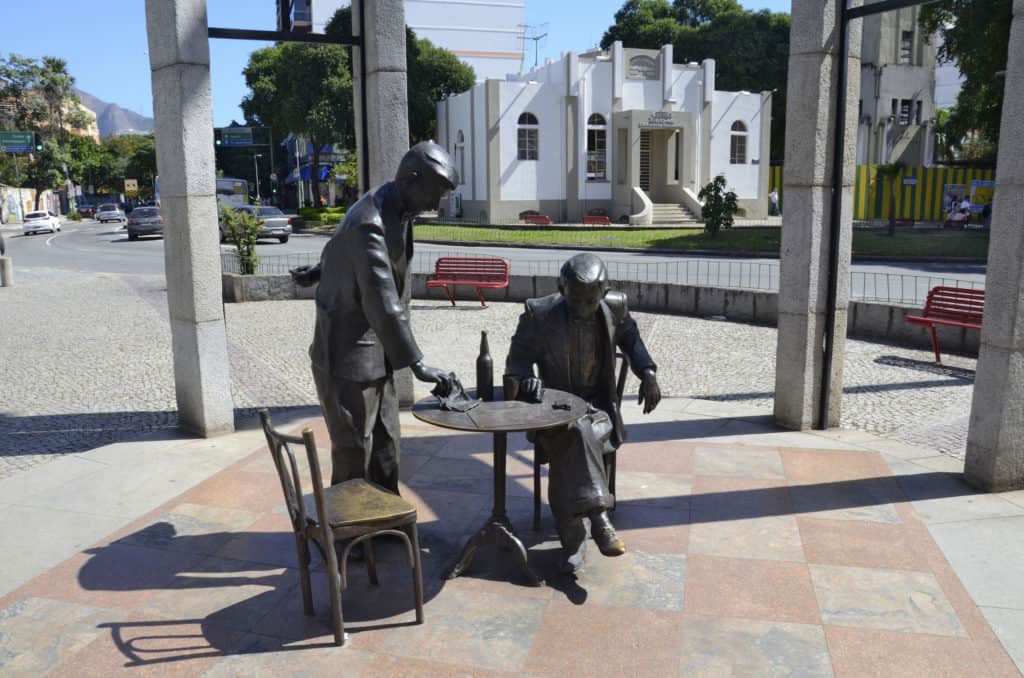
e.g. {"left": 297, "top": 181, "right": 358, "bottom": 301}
{"left": 875, "top": 161, "right": 906, "bottom": 236}
{"left": 38, "top": 57, "right": 75, "bottom": 145}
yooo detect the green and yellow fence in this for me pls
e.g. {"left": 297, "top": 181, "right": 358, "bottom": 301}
{"left": 767, "top": 165, "right": 996, "bottom": 222}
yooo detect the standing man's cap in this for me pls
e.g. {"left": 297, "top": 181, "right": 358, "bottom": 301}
{"left": 396, "top": 141, "right": 459, "bottom": 189}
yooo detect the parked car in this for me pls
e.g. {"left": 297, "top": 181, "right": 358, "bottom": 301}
{"left": 219, "top": 205, "right": 293, "bottom": 244}
{"left": 126, "top": 206, "right": 164, "bottom": 241}
{"left": 22, "top": 210, "right": 61, "bottom": 235}
{"left": 96, "top": 203, "right": 125, "bottom": 224}
{"left": 77, "top": 204, "right": 96, "bottom": 218}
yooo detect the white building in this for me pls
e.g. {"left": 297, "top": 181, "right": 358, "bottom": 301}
{"left": 281, "top": 0, "right": 525, "bottom": 82}
{"left": 436, "top": 42, "right": 772, "bottom": 224}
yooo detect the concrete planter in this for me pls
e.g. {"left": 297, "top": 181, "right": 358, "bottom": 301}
{"left": 221, "top": 272, "right": 316, "bottom": 303}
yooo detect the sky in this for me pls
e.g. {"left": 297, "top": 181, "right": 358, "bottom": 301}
{"left": 0, "top": 0, "right": 791, "bottom": 129}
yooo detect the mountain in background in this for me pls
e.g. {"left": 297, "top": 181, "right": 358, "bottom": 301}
{"left": 74, "top": 88, "right": 154, "bottom": 138}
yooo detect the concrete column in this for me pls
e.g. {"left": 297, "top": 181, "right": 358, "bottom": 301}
{"left": 146, "top": 0, "right": 234, "bottom": 437}
{"left": 352, "top": 0, "right": 415, "bottom": 406}
{"left": 773, "top": 0, "right": 861, "bottom": 430}
{"left": 965, "top": 0, "right": 1024, "bottom": 491}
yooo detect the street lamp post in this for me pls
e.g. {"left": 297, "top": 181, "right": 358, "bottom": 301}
{"left": 253, "top": 153, "right": 263, "bottom": 203}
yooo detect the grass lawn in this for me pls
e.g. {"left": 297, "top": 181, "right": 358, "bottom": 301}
{"left": 414, "top": 224, "right": 990, "bottom": 259}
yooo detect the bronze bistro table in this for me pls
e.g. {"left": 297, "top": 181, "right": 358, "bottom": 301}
{"left": 412, "top": 387, "right": 588, "bottom": 586}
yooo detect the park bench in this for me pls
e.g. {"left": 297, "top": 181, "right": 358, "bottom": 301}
{"left": 906, "top": 286, "right": 985, "bottom": 363}
{"left": 524, "top": 214, "right": 553, "bottom": 225}
{"left": 426, "top": 256, "right": 510, "bottom": 307}
{"left": 583, "top": 215, "right": 612, "bottom": 225}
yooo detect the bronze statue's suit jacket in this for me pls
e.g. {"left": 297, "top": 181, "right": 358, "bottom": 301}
{"left": 310, "top": 183, "right": 422, "bottom": 382}
{"left": 505, "top": 290, "right": 657, "bottom": 447}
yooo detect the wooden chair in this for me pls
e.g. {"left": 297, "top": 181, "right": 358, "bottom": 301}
{"left": 532, "top": 354, "right": 630, "bottom": 531}
{"left": 259, "top": 409, "right": 424, "bottom": 646}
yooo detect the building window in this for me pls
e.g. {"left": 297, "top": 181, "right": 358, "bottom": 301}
{"left": 517, "top": 112, "right": 538, "bottom": 160}
{"left": 586, "top": 113, "right": 607, "bottom": 180}
{"left": 455, "top": 130, "right": 465, "bottom": 185}
{"left": 628, "top": 55, "right": 657, "bottom": 80}
{"left": 900, "top": 31, "right": 913, "bottom": 64}
{"left": 915, "top": 101, "right": 923, "bottom": 125}
{"left": 899, "top": 100, "right": 911, "bottom": 126}
{"left": 729, "top": 121, "right": 747, "bottom": 164}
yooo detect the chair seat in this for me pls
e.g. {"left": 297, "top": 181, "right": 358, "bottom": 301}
{"left": 322, "top": 478, "right": 417, "bottom": 530}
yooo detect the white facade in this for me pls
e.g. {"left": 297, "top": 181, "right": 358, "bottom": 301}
{"left": 300, "top": 0, "right": 524, "bottom": 81}
{"left": 438, "top": 42, "right": 771, "bottom": 223}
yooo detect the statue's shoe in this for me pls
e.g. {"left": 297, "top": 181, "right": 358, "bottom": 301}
{"left": 590, "top": 511, "right": 626, "bottom": 557}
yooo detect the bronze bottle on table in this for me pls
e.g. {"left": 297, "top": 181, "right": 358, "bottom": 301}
{"left": 476, "top": 331, "right": 494, "bottom": 401}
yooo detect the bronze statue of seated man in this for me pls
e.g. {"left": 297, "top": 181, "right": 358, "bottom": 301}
{"left": 505, "top": 252, "right": 661, "bottom": 571}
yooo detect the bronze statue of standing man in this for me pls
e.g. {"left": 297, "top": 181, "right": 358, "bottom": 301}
{"left": 506, "top": 253, "right": 661, "bottom": 571}
{"left": 292, "top": 141, "right": 459, "bottom": 491}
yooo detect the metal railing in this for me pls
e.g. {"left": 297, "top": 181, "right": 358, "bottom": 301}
{"left": 224, "top": 249, "right": 984, "bottom": 307}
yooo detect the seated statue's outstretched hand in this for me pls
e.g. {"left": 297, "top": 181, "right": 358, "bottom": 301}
{"left": 638, "top": 368, "right": 661, "bottom": 414}
{"left": 520, "top": 377, "right": 545, "bottom": 403}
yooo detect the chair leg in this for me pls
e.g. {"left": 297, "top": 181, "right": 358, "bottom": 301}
{"left": 365, "top": 537, "right": 379, "bottom": 586}
{"left": 410, "top": 524, "right": 425, "bottom": 624}
{"left": 533, "top": 456, "right": 542, "bottom": 532}
{"left": 929, "top": 325, "right": 942, "bottom": 363}
{"left": 443, "top": 285, "right": 455, "bottom": 306}
{"left": 295, "top": 535, "right": 314, "bottom": 616}
{"left": 476, "top": 286, "right": 487, "bottom": 307}
{"left": 606, "top": 451, "right": 617, "bottom": 513}
{"left": 322, "top": 537, "right": 346, "bottom": 646}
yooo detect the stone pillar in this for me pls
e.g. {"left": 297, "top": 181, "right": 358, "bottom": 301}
{"left": 964, "top": 0, "right": 1024, "bottom": 491}
{"left": 773, "top": 0, "right": 861, "bottom": 430}
{"left": 352, "top": 0, "right": 415, "bottom": 405}
{"left": 146, "top": 0, "right": 234, "bottom": 436}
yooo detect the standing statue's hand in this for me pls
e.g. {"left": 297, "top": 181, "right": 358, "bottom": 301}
{"left": 638, "top": 369, "right": 661, "bottom": 414}
{"left": 412, "top": 361, "right": 455, "bottom": 397}
{"left": 289, "top": 264, "right": 321, "bottom": 287}
{"left": 520, "top": 377, "right": 544, "bottom": 403}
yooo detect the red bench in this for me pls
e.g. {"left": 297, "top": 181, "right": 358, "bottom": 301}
{"left": 426, "top": 256, "right": 510, "bottom": 307}
{"left": 524, "top": 214, "right": 552, "bottom": 225}
{"left": 906, "top": 286, "right": 985, "bottom": 363}
{"left": 583, "top": 215, "right": 611, "bottom": 225}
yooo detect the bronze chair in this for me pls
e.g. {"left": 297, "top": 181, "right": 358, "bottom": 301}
{"left": 259, "top": 409, "right": 424, "bottom": 646}
{"left": 532, "top": 353, "right": 629, "bottom": 531}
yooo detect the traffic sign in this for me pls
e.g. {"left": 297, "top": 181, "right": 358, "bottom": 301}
{"left": 221, "top": 127, "right": 253, "bottom": 147}
{"left": 124, "top": 179, "right": 139, "bottom": 192}
{"left": 0, "top": 131, "right": 34, "bottom": 152}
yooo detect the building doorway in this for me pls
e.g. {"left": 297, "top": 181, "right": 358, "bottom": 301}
{"left": 639, "top": 130, "right": 652, "bottom": 192}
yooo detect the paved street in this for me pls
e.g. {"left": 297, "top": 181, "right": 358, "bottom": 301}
{"left": 0, "top": 255, "right": 976, "bottom": 480}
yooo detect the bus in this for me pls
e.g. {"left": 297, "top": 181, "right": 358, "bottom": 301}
{"left": 216, "top": 177, "right": 249, "bottom": 208}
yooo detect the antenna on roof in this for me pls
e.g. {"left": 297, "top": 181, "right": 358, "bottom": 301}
{"left": 518, "top": 23, "right": 549, "bottom": 71}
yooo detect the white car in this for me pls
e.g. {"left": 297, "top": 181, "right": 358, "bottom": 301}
{"left": 23, "top": 211, "right": 61, "bottom": 235}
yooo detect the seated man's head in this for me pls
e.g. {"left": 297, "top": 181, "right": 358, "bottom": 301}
{"left": 395, "top": 141, "right": 458, "bottom": 215}
{"left": 559, "top": 253, "right": 609, "bottom": 320}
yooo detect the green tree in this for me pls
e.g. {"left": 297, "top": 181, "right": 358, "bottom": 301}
{"left": 0, "top": 54, "right": 46, "bottom": 131}
{"left": 24, "top": 139, "right": 69, "bottom": 209}
{"left": 600, "top": 0, "right": 789, "bottom": 163}
{"left": 242, "top": 43, "right": 354, "bottom": 206}
{"left": 219, "top": 205, "right": 262, "bottom": 274}
{"left": 875, "top": 161, "right": 906, "bottom": 236}
{"left": 697, "top": 174, "right": 738, "bottom": 237}
{"left": 324, "top": 7, "right": 475, "bottom": 142}
{"left": 920, "top": 0, "right": 1011, "bottom": 162}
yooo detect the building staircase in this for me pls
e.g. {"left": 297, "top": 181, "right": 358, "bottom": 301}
{"left": 651, "top": 202, "right": 701, "bottom": 225}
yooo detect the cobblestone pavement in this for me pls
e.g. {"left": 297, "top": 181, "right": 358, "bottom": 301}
{"left": 0, "top": 271, "right": 976, "bottom": 479}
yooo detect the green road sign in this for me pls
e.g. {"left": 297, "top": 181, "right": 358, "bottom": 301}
{"left": 0, "top": 131, "right": 34, "bottom": 152}
{"left": 221, "top": 128, "right": 253, "bottom": 147}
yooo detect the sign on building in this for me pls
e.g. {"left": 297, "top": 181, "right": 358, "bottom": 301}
{"left": 124, "top": 179, "right": 139, "bottom": 193}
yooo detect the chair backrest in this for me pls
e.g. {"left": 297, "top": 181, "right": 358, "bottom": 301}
{"left": 615, "top": 352, "right": 629, "bottom": 405}
{"left": 258, "top": 409, "right": 327, "bottom": 532}
{"left": 434, "top": 256, "right": 509, "bottom": 281}
{"left": 923, "top": 286, "right": 985, "bottom": 325}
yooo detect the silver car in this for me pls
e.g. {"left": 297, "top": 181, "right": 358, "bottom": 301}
{"left": 126, "top": 206, "right": 164, "bottom": 241}
{"left": 96, "top": 203, "right": 125, "bottom": 224}
{"left": 219, "top": 205, "right": 293, "bottom": 244}
{"left": 22, "top": 210, "right": 61, "bottom": 235}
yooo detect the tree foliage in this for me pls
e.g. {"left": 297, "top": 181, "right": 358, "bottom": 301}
{"left": 920, "top": 0, "right": 1012, "bottom": 162}
{"left": 220, "top": 205, "right": 262, "bottom": 274}
{"left": 600, "top": 0, "right": 789, "bottom": 163}
{"left": 24, "top": 139, "right": 69, "bottom": 208}
{"left": 698, "top": 174, "right": 738, "bottom": 237}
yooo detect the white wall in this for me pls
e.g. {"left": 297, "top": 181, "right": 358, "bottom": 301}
{"left": 472, "top": 85, "right": 487, "bottom": 200}
{"left": 578, "top": 59, "right": 614, "bottom": 201}
{"left": 406, "top": 0, "right": 525, "bottom": 81}
{"left": 444, "top": 86, "right": 478, "bottom": 201}
{"left": 710, "top": 91, "right": 764, "bottom": 198}
{"left": 498, "top": 81, "right": 566, "bottom": 201}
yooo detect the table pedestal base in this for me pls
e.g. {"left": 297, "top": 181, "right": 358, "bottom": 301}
{"left": 445, "top": 514, "right": 544, "bottom": 587}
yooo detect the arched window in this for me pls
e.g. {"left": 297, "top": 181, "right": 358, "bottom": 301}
{"left": 517, "top": 112, "right": 539, "bottom": 160}
{"left": 729, "top": 120, "right": 748, "bottom": 164}
{"left": 586, "top": 113, "right": 608, "bottom": 180}
{"left": 628, "top": 55, "right": 657, "bottom": 80}
{"left": 455, "top": 130, "right": 465, "bottom": 185}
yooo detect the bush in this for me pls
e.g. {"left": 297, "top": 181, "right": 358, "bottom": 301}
{"left": 698, "top": 175, "right": 739, "bottom": 238}
{"left": 298, "top": 206, "right": 346, "bottom": 224}
{"left": 220, "top": 205, "right": 262, "bottom": 274}
{"left": 66, "top": 210, "right": 82, "bottom": 221}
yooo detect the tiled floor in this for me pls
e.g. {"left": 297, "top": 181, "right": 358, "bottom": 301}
{"left": 0, "top": 418, "right": 1018, "bottom": 677}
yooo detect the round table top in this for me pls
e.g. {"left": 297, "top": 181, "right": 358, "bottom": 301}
{"left": 412, "top": 387, "right": 588, "bottom": 433}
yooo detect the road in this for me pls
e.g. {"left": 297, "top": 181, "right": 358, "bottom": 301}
{"left": 3, "top": 217, "right": 987, "bottom": 303}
